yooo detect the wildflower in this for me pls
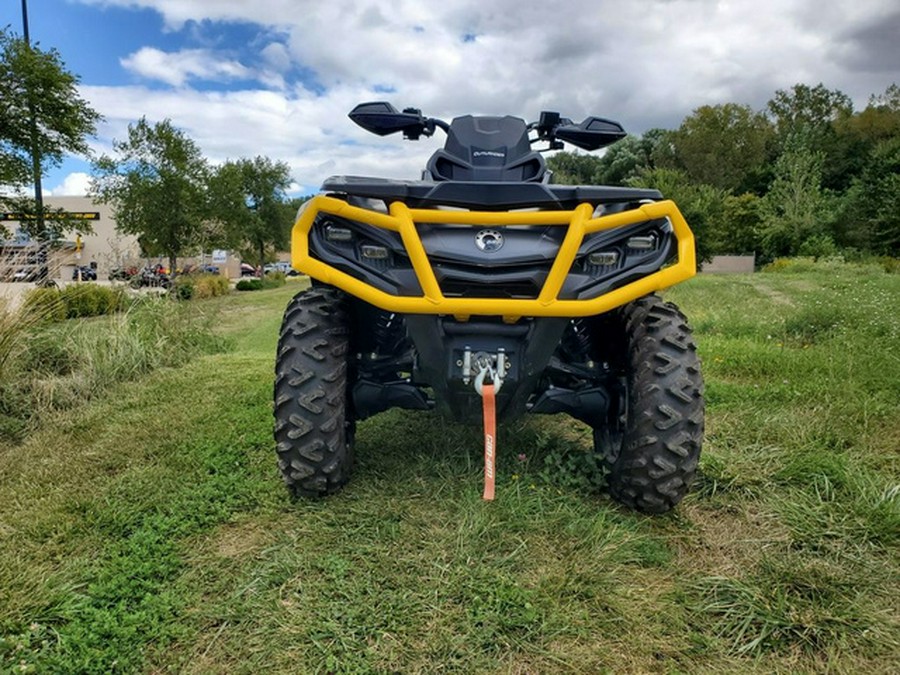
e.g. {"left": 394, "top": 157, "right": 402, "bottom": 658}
{"left": 517, "top": 453, "right": 527, "bottom": 462}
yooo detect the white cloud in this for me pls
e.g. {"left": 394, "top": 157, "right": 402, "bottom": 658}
{"left": 121, "top": 47, "right": 252, "bottom": 86}
{"left": 47, "top": 172, "right": 92, "bottom": 196}
{"left": 72, "top": 0, "right": 899, "bottom": 193}
{"left": 86, "top": 1, "right": 900, "bottom": 117}
{"left": 82, "top": 83, "right": 441, "bottom": 193}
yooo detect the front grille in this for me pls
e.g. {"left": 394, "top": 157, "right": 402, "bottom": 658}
{"left": 440, "top": 280, "right": 542, "bottom": 298}
{"left": 432, "top": 261, "right": 548, "bottom": 299}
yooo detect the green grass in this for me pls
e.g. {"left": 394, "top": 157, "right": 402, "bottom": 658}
{"left": 1, "top": 268, "right": 898, "bottom": 673}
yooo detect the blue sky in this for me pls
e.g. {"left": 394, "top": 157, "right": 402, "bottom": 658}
{"left": 2, "top": 0, "right": 898, "bottom": 197}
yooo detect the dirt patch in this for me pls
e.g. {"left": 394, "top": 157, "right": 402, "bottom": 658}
{"left": 674, "top": 502, "right": 790, "bottom": 577}
{"left": 748, "top": 279, "right": 796, "bottom": 307}
{"left": 206, "top": 518, "right": 275, "bottom": 559}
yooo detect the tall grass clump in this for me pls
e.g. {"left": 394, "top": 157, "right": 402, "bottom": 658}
{"left": 688, "top": 550, "right": 897, "bottom": 658}
{"left": 22, "top": 284, "right": 127, "bottom": 321}
{"left": 0, "top": 297, "right": 229, "bottom": 441}
{"left": 174, "top": 273, "right": 231, "bottom": 300}
{"left": 1, "top": 299, "right": 57, "bottom": 438}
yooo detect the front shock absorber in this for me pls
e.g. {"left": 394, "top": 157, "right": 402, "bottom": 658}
{"left": 560, "top": 318, "right": 593, "bottom": 363}
{"left": 371, "top": 310, "right": 407, "bottom": 357}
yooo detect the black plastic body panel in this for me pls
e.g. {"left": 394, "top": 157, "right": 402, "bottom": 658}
{"left": 404, "top": 315, "right": 569, "bottom": 422}
{"left": 322, "top": 176, "right": 661, "bottom": 210}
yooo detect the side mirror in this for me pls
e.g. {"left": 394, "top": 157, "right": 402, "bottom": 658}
{"left": 349, "top": 102, "right": 429, "bottom": 139}
{"left": 555, "top": 116, "right": 627, "bottom": 151}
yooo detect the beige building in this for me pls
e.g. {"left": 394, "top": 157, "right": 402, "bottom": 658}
{"left": 1, "top": 196, "right": 242, "bottom": 280}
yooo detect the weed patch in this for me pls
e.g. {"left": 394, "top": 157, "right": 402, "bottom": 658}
{"left": 0, "top": 298, "right": 229, "bottom": 441}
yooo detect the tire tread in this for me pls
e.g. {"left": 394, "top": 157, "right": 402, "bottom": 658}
{"left": 273, "top": 287, "right": 353, "bottom": 498}
{"left": 603, "top": 294, "right": 704, "bottom": 513}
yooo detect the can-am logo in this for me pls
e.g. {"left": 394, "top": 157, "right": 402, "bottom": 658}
{"left": 473, "top": 150, "right": 506, "bottom": 158}
{"left": 475, "top": 229, "right": 504, "bottom": 252}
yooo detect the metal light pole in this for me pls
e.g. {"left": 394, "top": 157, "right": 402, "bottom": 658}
{"left": 21, "top": 0, "right": 45, "bottom": 237}
{"left": 22, "top": 0, "right": 47, "bottom": 281}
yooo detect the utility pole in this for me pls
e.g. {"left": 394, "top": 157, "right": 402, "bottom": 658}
{"left": 21, "top": 0, "right": 45, "bottom": 237}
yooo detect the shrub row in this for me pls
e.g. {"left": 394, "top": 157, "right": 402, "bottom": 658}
{"left": 235, "top": 271, "right": 286, "bottom": 291}
{"left": 174, "top": 273, "right": 231, "bottom": 300}
{"left": 763, "top": 255, "right": 900, "bottom": 275}
{"left": 23, "top": 284, "right": 128, "bottom": 321}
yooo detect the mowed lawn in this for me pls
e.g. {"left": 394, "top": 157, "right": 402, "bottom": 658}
{"left": 1, "top": 264, "right": 898, "bottom": 673}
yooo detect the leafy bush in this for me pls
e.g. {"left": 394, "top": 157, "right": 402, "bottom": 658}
{"left": 21, "top": 287, "right": 66, "bottom": 322}
{"left": 174, "top": 273, "right": 231, "bottom": 300}
{"left": 877, "top": 256, "right": 900, "bottom": 274}
{"left": 58, "top": 284, "right": 127, "bottom": 319}
{"left": 235, "top": 279, "right": 263, "bottom": 291}
{"left": 237, "top": 273, "right": 286, "bottom": 292}
{"left": 797, "top": 234, "right": 839, "bottom": 260}
{"left": 60, "top": 284, "right": 101, "bottom": 318}
{"left": 173, "top": 276, "right": 195, "bottom": 300}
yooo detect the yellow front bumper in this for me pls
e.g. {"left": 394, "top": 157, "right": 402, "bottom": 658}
{"left": 292, "top": 194, "right": 696, "bottom": 320}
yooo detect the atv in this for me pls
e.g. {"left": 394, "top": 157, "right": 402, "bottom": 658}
{"left": 274, "top": 102, "right": 704, "bottom": 513}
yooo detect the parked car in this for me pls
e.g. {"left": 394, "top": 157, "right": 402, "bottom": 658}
{"left": 12, "top": 266, "right": 47, "bottom": 283}
{"left": 240, "top": 262, "right": 258, "bottom": 277}
{"left": 182, "top": 263, "right": 220, "bottom": 275}
{"left": 264, "top": 261, "right": 299, "bottom": 276}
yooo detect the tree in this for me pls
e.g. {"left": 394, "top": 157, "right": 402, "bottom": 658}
{"left": 712, "top": 193, "right": 763, "bottom": 256}
{"left": 593, "top": 134, "right": 658, "bottom": 185}
{"left": 546, "top": 150, "right": 603, "bottom": 185}
{"left": 767, "top": 83, "right": 853, "bottom": 141}
{"left": 209, "top": 156, "right": 293, "bottom": 269}
{"left": 0, "top": 27, "right": 101, "bottom": 238}
{"left": 758, "top": 139, "right": 835, "bottom": 260}
{"left": 663, "top": 104, "right": 773, "bottom": 193}
{"left": 835, "top": 136, "right": 900, "bottom": 256}
{"left": 767, "top": 84, "right": 856, "bottom": 191}
{"left": 91, "top": 118, "right": 211, "bottom": 278}
{"left": 548, "top": 131, "right": 663, "bottom": 187}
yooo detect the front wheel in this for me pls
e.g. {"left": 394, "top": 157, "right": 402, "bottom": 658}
{"left": 595, "top": 295, "right": 704, "bottom": 513}
{"left": 273, "top": 286, "right": 354, "bottom": 497}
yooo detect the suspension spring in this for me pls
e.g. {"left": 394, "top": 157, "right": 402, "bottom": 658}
{"left": 561, "top": 318, "right": 593, "bottom": 363}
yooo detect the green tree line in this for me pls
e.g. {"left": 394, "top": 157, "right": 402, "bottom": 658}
{"left": 549, "top": 83, "right": 900, "bottom": 262}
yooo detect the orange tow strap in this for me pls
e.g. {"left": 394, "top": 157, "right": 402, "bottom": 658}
{"left": 482, "top": 382, "right": 496, "bottom": 501}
